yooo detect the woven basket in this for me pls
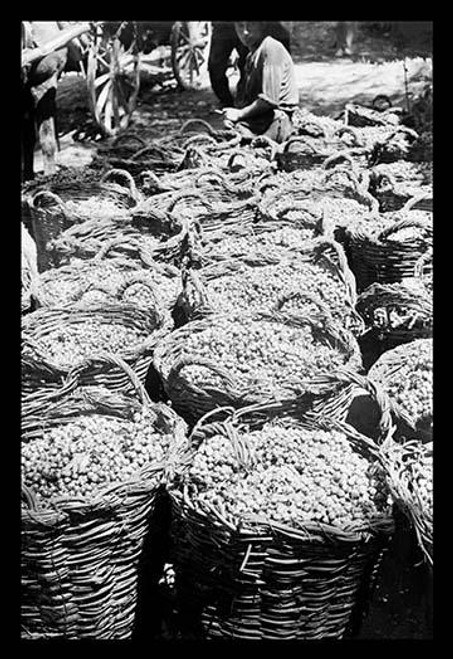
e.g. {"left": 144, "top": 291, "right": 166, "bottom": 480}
{"left": 346, "top": 199, "right": 433, "bottom": 291}
{"left": 177, "top": 239, "right": 363, "bottom": 335}
{"left": 194, "top": 201, "right": 326, "bottom": 267}
{"left": 27, "top": 169, "right": 140, "bottom": 272}
{"left": 368, "top": 163, "right": 433, "bottom": 212}
{"left": 369, "top": 126, "right": 420, "bottom": 166}
{"left": 378, "top": 435, "right": 432, "bottom": 565}
{"left": 48, "top": 210, "right": 192, "bottom": 269}
{"left": 356, "top": 279, "right": 433, "bottom": 349}
{"left": 342, "top": 100, "right": 401, "bottom": 128}
{"left": 95, "top": 132, "right": 183, "bottom": 177}
{"left": 167, "top": 408, "right": 394, "bottom": 639}
{"left": 153, "top": 308, "right": 362, "bottom": 425}
{"left": 367, "top": 338, "right": 433, "bottom": 444}
{"left": 21, "top": 355, "right": 188, "bottom": 639}
{"left": 21, "top": 303, "right": 173, "bottom": 416}
{"left": 276, "top": 136, "right": 331, "bottom": 171}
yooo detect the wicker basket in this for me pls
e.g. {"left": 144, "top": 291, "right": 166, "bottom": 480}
{"left": 368, "top": 163, "right": 433, "bottom": 212}
{"left": 356, "top": 279, "right": 433, "bottom": 349}
{"left": 369, "top": 126, "right": 420, "bottom": 166}
{"left": 194, "top": 199, "right": 326, "bottom": 267}
{"left": 346, "top": 199, "right": 433, "bottom": 291}
{"left": 276, "top": 136, "right": 331, "bottom": 171}
{"left": 33, "top": 256, "right": 179, "bottom": 310}
{"left": 167, "top": 408, "right": 394, "bottom": 639}
{"left": 26, "top": 169, "right": 140, "bottom": 272}
{"left": 21, "top": 303, "right": 173, "bottom": 416}
{"left": 153, "top": 308, "right": 362, "bottom": 425}
{"left": 48, "top": 209, "right": 192, "bottom": 270}
{"left": 378, "top": 435, "right": 432, "bottom": 565}
{"left": 367, "top": 338, "right": 433, "bottom": 444}
{"left": 342, "top": 99, "right": 402, "bottom": 128}
{"left": 177, "top": 239, "right": 363, "bottom": 335}
{"left": 21, "top": 355, "right": 188, "bottom": 639}
{"left": 94, "top": 132, "right": 183, "bottom": 177}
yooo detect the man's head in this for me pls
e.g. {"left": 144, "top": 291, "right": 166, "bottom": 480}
{"left": 234, "top": 22, "right": 267, "bottom": 50}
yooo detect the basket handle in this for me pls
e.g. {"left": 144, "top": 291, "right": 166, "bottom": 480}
{"left": 166, "top": 355, "right": 238, "bottom": 396}
{"left": 68, "top": 351, "right": 151, "bottom": 407}
{"left": 100, "top": 168, "right": 138, "bottom": 197}
{"left": 111, "top": 132, "right": 148, "bottom": 149}
{"left": 32, "top": 189, "right": 65, "bottom": 210}
{"left": 272, "top": 290, "right": 335, "bottom": 321}
{"left": 178, "top": 118, "right": 216, "bottom": 136}
{"left": 402, "top": 191, "right": 433, "bottom": 213}
{"left": 250, "top": 135, "right": 278, "bottom": 160}
{"left": 310, "top": 366, "right": 394, "bottom": 438}
{"left": 414, "top": 247, "right": 433, "bottom": 279}
{"left": 21, "top": 484, "right": 39, "bottom": 511}
{"left": 182, "top": 133, "right": 219, "bottom": 150}
{"left": 378, "top": 216, "right": 432, "bottom": 242}
{"left": 129, "top": 144, "right": 174, "bottom": 162}
{"left": 312, "top": 238, "right": 358, "bottom": 304}
{"left": 372, "top": 94, "right": 393, "bottom": 111}
{"left": 194, "top": 167, "right": 227, "bottom": 188}
{"left": 333, "top": 126, "right": 362, "bottom": 147}
{"left": 226, "top": 149, "right": 252, "bottom": 169}
{"left": 139, "top": 170, "right": 166, "bottom": 192}
{"left": 384, "top": 125, "right": 419, "bottom": 144}
{"left": 116, "top": 274, "right": 159, "bottom": 308}
{"left": 323, "top": 150, "right": 358, "bottom": 174}
{"left": 282, "top": 136, "right": 318, "bottom": 154}
{"left": 166, "top": 189, "right": 212, "bottom": 215}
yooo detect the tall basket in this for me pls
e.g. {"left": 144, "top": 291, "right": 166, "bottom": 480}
{"left": 167, "top": 407, "right": 394, "bottom": 639}
{"left": 21, "top": 354, "right": 188, "bottom": 639}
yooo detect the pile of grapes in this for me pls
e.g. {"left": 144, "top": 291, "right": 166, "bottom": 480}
{"left": 185, "top": 422, "right": 391, "bottom": 529}
{"left": 22, "top": 407, "right": 173, "bottom": 504}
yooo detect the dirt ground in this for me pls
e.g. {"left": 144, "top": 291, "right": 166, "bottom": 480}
{"left": 27, "top": 21, "right": 434, "bottom": 641}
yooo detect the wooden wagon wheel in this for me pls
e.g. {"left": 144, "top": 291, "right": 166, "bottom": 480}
{"left": 86, "top": 23, "right": 141, "bottom": 137}
{"left": 171, "top": 21, "right": 212, "bottom": 91}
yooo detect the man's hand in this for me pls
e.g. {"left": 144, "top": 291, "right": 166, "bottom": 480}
{"left": 222, "top": 107, "right": 241, "bottom": 123}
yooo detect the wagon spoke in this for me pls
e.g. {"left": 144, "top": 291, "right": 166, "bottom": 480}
{"left": 93, "top": 72, "right": 111, "bottom": 88}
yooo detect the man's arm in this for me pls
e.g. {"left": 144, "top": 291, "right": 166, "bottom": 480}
{"left": 224, "top": 97, "right": 273, "bottom": 123}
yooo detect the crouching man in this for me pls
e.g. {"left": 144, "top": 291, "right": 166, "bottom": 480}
{"left": 221, "top": 21, "right": 298, "bottom": 144}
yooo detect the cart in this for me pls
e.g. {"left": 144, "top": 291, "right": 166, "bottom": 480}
{"left": 22, "top": 21, "right": 212, "bottom": 137}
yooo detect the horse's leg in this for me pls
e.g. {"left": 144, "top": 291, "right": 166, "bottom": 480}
{"left": 21, "top": 87, "right": 36, "bottom": 181}
{"left": 35, "top": 85, "right": 58, "bottom": 177}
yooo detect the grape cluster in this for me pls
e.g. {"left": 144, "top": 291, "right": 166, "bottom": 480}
{"left": 187, "top": 424, "right": 390, "bottom": 529}
{"left": 21, "top": 408, "right": 170, "bottom": 504}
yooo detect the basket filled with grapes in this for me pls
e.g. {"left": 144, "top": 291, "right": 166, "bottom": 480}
{"left": 378, "top": 434, "right": 432, "bottom": 565}
{"left": 47, "top": 209, "right": 192, "bottom": 270}
{"left": 24, "top": 168, "right": 140, "bottom": 272}
{"left": 153, "top": 306, "right": 362, "bottom": 425}
{"left": 367, "top": 338, "right": 433, "bottom": 444}
{"left": 21, "top": 302, "right": 173, "bottom": 416}
{"left": 356, "top": 278, "right": 433, "bottom": 349}
{"left": 21, "top": 354, "right": 188, "bottom": 639}
{"left": 166, "top": 406, "right": 394, "bottom": 639}
{"left": 177, "top": 239, "right": 362, "bottom": 335}
{"left": 35, "top": 257, "right": 182, "bottom": 315}
{"left": 368, "top": 163, "right": 433, "bottom": 212}
{"left": 345, "top": 200, "right": 433, "bottom": 292}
